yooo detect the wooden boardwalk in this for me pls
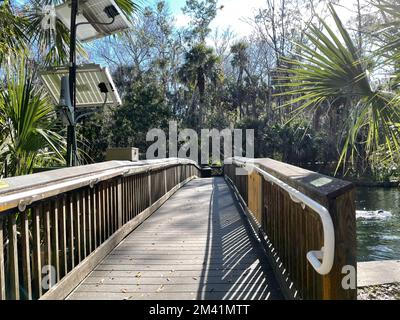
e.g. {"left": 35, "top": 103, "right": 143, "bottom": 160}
{"left": 67, "top": 177, "right": 282, "bottom": 300}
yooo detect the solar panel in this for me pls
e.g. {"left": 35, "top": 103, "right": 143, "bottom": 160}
{"left": 55, "top": 0, "right": 132, "bottom": 42}
{"left": 39, "top": 64, "right": 122, "bottom": 108}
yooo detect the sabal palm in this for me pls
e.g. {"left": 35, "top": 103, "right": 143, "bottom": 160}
{"left": 179, "top": 43, "right": 222, "bottom": 127}
{"left": 280, "top": 3, "right": 400, "bottom": 173}
{"left": 0, "top": 0, "right": 27, "bottom": 65}
{"left": 0, "top": 59, "right": 66, "bottom": 177}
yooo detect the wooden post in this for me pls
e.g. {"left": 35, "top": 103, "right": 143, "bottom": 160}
{"left": 247, "top": 172, "right": 263, "bottom": 224}
{"left": 322, "top": 189, "right": 357, "bottom": 299}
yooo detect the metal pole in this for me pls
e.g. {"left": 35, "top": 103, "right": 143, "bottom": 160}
{"left": 67, "top": 0, "right": 79, "bottom": 167}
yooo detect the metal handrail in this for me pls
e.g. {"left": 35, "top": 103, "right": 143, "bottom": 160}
{"left": 231, "top": 158, "right": 335, "bottom": 276}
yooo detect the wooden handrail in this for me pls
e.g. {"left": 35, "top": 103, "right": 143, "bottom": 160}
{"left": 0, "top": 159, "right": 200, "bottom": 300}
{"left": 224, "top": 157, "right": 356, "bottom": 300}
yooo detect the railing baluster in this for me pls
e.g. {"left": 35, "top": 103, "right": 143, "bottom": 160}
{"left": 74, "top": 192, "right": 81, "bottom": 264}
{"left": 0, "top": 217, "right": 6, "bottom": 300}
{"left": 86, "top": 189, "right": 92, "bottom": 254}
{"left": 43, "top": 204, "right": 52, "bottom": 290}
{"left": 92, "top": 186, "right": 99, "bottom": 248}
{"left": 20, "top": 211, "right": 32, "bottom": 300}
{"left": 32, "top": 206, "right": 42, "bottom": 298}
{"left": 140, "top": 174, "right": 144, "bottom": 213}
{"left": 134, "top": 176, "right": 138, "bottom": 216}
{"left": 130, "top": 177, "right": 134, "bottom": 218}
{"left": 81, "top": 189, "right": 87, "bottom": 259}
{"left": 67, "top": 196, "right": 75, "bottom": 270}
{"left": 59, "top": 196, "right": 68, "bottom": 278}
{"left": 97, "top": 185, "right": 103, "bottom": 245}
{"left": 91, "top": 187, "right": 97, "bottom": 249}
{"left": 104, "top": 184, "right": 109, "bottom": 238}
{"left": 121, "top": 179, "right": 125, "bottom": 224}
{"left": 109, "top": 182, "right": 113, "bottom": 233}
{"left": 101, "top": 184, "right": 106, "bottom": 242}
{"left": 108, "top": 182, "right": 113, "bottom": 233}
{"left": 8, "top": 215, "right": 20, "bottom": 300}
{"left": 51, "top": 200, "right": 60, "bottom": 283}
{"left": 114, "top": 181, "right": 119, "bottom": 231}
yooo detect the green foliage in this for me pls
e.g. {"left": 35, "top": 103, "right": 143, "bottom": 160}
{"left": 110, "top": 75, "right": 171, "bottom": 153}
{"left": 236, "top": 116, "right": 324, "bottom": 164}
{"left": 179, "top": 43, "right": 222, "bottom": 127}
{"left": 3, "top": 0, "right": 400, "bottom": 184}
{"left": 183, "top": 0, "right": 218, "bottom": 42}
{"left": 280, "top": 4, "right": 400, "bottom": 174}
{"left": 0, "top": 59, "right": 66, "bottom": 177}
{"left": 0, "top": 0, "right": 27, "bottom": 65}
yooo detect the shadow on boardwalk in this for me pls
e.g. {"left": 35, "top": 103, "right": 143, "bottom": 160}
{"left": 197, "top": 178, "right": 282, "bottom": 300}
{"left": 67, "top": 177, "right": 282, "bottom": 300}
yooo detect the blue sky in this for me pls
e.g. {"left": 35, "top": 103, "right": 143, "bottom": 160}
{"left": 146, "top": 0, "right": 366, "bottom": 39}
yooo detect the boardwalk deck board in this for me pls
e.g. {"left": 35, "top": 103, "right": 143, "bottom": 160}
{"left": 67, "top": 177, "right": 282, "bottom": 300}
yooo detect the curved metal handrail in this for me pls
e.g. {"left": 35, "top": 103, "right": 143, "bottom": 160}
{"left": 231, "top": 158, "right": 335, "bottom": 276}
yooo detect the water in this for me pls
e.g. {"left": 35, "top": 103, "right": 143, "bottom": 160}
{"left": 356, "top": 187, "right": 400, "bottom": 262}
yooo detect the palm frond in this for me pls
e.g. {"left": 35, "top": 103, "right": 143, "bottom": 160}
{"left": 0, "top": 0, "right": 28, "bottom": 65}
{"left": 0, "top": 57, "right": 66, "bottom": 176}
{"left": 279, "top": 3, "right": 400, "bottom": 172}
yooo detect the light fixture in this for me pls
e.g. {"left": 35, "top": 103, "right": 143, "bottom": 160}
{"left": 41, "top": 0, "right": 134, "bottom": 167}
{"left": 55, "top": 0, "right": 132, "bottom": 42}
{"left": 39, "top": 64, "right": 122, "bottom": 108}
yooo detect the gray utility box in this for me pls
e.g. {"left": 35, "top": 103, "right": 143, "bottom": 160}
{"left": 106, "top": 147, "right": 139, "bottom": 162}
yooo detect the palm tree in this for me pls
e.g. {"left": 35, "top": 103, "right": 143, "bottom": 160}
{"left": 0, "top": 0, "right": 27, "bottom": 65}
{"left": 0, "top": 58, "right": 66, "bottom": 177}
{"left": 279, "top": 3, "right": 400, "bottom": 174}
{"left": 179, "top": 43, "right": 222, "bottom": 128}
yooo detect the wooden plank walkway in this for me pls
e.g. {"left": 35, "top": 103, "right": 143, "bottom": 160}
{"left": 67, "top": 177, "right": 283, "bottom": 300}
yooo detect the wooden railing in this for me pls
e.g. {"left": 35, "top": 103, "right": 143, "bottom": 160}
{"left": 224, "top": 157, "right": 356, "bottom": 300}
{"left": 0, "top": 159, "right": 199, "bottom": 300}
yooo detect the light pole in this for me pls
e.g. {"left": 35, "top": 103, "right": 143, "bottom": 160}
{"left": 67, "top": 0, "right": 79, "bottom": 167}
{"left": 40, "top": 0, "right": 131, "bottom": 167}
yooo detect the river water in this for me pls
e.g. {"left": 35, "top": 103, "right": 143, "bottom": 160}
{"left": 356, "top": 187, "right": 400, "bottom": 262}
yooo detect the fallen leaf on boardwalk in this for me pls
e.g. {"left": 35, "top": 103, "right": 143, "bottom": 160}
{"left": 156, "top": 285, "right": 165, "bottom": 292}
{"left": 121, "top": 289, "right": 128, "bottom": 293}
{"left": 166, "top": 278, "right": 170, "bottom": 282}
{"left": 135, "top": 272, "right": 142, "bottom": 278}
{"left": 192, "top": 277, "right": 198, "bottom": 280}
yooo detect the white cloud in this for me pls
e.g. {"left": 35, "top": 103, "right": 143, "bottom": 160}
{"left": 170, "top": 0, "right": 370, "bottom": 39}
{"left": 175, "top": 12, "right": 191, "bottom": 28}
{"left": 209, "top": 0, "right": 266, "bottom": 37}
